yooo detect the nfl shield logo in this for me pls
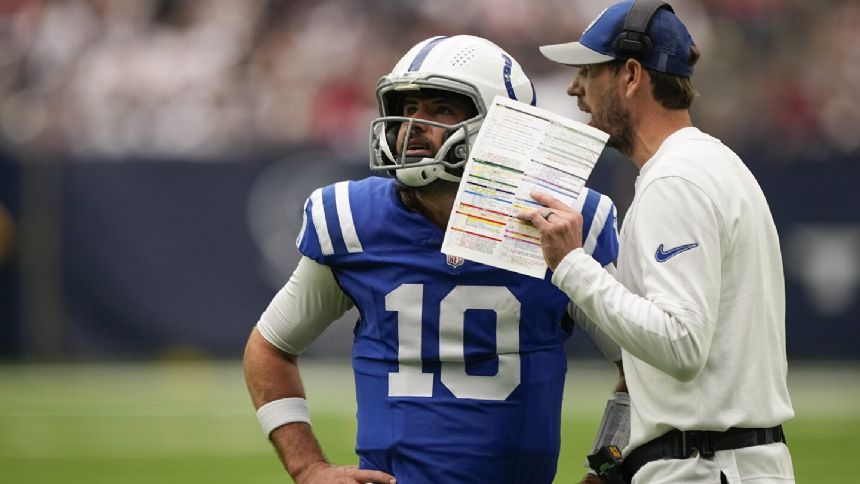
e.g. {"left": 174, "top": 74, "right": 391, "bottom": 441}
{"left": 446, "top": 254, "right": 465, "bottom": 268}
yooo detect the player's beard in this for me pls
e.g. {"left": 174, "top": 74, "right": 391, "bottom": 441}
{"left": 592, "top": 89, "right": 635, "bottom": 158}
{"left": 395, "top": 133, "right": 460, "bottom": 226}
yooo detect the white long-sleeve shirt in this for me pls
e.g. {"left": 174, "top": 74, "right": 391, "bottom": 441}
{"left": 552, "top": 127, "right": 794, "bottom": 452}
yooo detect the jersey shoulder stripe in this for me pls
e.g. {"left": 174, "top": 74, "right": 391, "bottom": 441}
{"left": 573, "top": 188, "right": 601, "bottom": 241}
{"left": 573, "top": 188, "right": 619, "bottom": 266}
{"left": 335, "top": 181, "right": 363, "bottom": 253}
{"left": 299, "top": 181, "right": 364, "bottom": 260}
{"left": 592, "top": 203, "right": 618, "bottom": 266}
{"left": 295, "top": 197, "right": 310, "bottom": 249}
{"left": 321, "top": 184, "right": 347, "bottom": 254}
{"left": 308, "top": 188, "right": 332, "bottom": 256}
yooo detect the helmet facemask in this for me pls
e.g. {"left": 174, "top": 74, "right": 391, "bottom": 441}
{"left": 369, "top": 79, "right": 483, "bottom": 187}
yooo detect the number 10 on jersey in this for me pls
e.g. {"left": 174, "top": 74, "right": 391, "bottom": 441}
{"left": 385, "top": 284, "right": 522, "bottom": 401}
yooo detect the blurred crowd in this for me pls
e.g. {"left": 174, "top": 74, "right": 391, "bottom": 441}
{"left": 0, "top": 0, "right": 858, "bottom": 163}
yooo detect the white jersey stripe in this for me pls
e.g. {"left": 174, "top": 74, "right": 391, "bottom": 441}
{"left": 310, "top": 188, "right": 334, "bottom": 256}
{"left": 335, "top": 181, "right": 363, "bottom": 253}
{"left": 582, "top": 194, "right": 613, "bottom": 255}
{"left": 295, "top": 198, "right": 310, "bottom": 249}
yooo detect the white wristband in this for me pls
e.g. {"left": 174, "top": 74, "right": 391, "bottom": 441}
{"left": 256, "top": 397, "right": 311, "bottom": 437}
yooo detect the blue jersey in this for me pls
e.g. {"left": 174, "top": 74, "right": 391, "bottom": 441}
{"left": 297, "top": 176, "right": 618, "bottom": 484}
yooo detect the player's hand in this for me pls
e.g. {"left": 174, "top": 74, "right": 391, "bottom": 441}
{"left": 294, "top": 462, "right": 396, "bottom": 484}
{"left": 517, "top": 191, "right": 584, "bottom": 271}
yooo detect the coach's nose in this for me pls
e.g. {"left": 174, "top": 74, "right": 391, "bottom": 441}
{"left": 567, "top": 70, "right": 586, "bottom": 98}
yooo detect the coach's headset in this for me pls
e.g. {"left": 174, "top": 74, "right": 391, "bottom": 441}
{"left": 612, "top": 0, "right": 674, "bottom": 60}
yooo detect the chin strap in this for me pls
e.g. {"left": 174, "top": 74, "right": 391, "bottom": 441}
{"left": 436, "top": 168, "right": 462, "bottom": 183}
{"left": 395, "top": 163, "right": 461, "bottom": 187}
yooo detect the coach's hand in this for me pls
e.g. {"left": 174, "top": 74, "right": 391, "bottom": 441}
{"left": 295, "top": 462, "right": 395, "bottom": 484}
{"left": 518, "top": 191, "right": 584, "bottom": 271}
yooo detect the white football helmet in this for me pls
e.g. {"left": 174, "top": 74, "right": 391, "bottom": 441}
{"left": 369, "top": 35, "right": 536, "bottom": 187}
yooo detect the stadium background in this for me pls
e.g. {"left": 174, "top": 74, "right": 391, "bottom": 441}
{"left": 0, "top": 0, "right": 857, "bottom": 482}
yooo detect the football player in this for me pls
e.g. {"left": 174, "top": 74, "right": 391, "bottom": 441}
{"left": 244, "top": 35, "right": 624, "bottom": 484}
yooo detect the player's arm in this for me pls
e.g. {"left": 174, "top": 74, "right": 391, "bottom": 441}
{"left": 244, "top": 329, "right": 324, "bottom": 477}
{"left": 243, "top": 256, "right": 395, "bottom": 484}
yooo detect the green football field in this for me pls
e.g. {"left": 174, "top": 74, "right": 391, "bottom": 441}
{"left": 0, "top": 360, "right": 856, "bottom": 483}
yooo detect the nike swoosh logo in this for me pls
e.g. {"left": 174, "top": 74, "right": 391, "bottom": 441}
{"left": 655, "top": 242, "right": 699, "bottom": 263}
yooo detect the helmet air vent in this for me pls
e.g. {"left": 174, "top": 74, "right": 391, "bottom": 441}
{"left": 450, "top": 45, "right": 478, "bottom": 67}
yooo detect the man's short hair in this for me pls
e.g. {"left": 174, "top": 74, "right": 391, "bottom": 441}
{"left": 609, "top": 44, "right": 700, "bottom": 110}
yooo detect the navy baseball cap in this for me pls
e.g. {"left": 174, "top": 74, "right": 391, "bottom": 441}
{"left": 540, "top": 0, "right": 696, "bottom": 77}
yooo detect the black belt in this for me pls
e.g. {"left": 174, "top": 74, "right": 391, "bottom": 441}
{"left": 622, "top": 425, "right": 786, "bottom": 481}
